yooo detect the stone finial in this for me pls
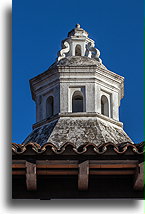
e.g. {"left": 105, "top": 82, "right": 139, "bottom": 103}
{"left": 57, "top": 25, "right": 102, "bottom": 62}
{"left": 76, "top": 24, "right": 80, "bottom": 28}
{"left": 68, "top": 24, "right": 88, "bottom": 38}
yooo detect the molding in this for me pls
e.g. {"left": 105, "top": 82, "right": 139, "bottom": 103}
{"left": 59, "top": 112, "right": 123, "bottom": 128}
{"left": 32, "top": 112, "right": 123, "bottom": 129}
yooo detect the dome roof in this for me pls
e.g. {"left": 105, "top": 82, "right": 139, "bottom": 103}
{"left": 22, "top": 116, "right": 133, "bottom": 148}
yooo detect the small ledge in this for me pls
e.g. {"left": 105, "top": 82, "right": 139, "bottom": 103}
{"left": 32, "top": 114, "right": 59, "bottom": 129}
{"left": 32, "top": 112, "right": 123, "bottom": 130}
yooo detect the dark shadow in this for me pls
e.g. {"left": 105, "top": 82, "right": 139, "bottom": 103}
{"left": 4, "top": 6, "right": 12, "bottom": 208}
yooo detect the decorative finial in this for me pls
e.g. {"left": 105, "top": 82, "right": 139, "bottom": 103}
{"left": 76, "top": 24, "right": 80, "bottom": 28}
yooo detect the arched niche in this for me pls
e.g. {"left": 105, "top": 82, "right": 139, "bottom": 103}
{"left": 101, "top": 95, "right": 109, "bottom": 117}
{"left": 72, "top": 91, "right": 83, "bottom": 112}
{"left": 75, "top": 44, "right": 81, "bottom": 56}
{"left": 46, "top": 96, "right": 54, "bottom": 118}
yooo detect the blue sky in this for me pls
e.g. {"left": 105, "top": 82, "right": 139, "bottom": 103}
{"left": 12, "top": 0, "right": 143, "bottom": 144}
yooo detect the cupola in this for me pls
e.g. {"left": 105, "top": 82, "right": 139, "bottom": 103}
{"left": 25, "top": 24, "right": 132, "bottom": 146}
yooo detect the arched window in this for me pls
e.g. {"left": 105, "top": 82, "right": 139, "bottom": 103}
{"left": 72, "top": 91, "right": 83, "bottom": 112}
{"left": 101, "top": 95, "right": 109, "bottom": 117}
{"left": 46, "top": 96, "right": 54, "bottom": 118}
{"left": 75, "top": 44, "right": 81, "bottom": 56}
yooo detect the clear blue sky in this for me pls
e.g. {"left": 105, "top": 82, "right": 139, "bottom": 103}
{"left": 12, "top": 0, "right": 144, "bottom": 144}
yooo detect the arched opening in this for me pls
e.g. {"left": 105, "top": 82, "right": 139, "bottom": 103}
{"left": 72, "top": 91, "right": 83, "bottom": 112}
{"left": 101, "top": 95, "right": 109, "bottom": 117}
{"left": 46, "top": 96, "right": 54, "bottom": 118}
{"left": 75, "top": 44, "right": 81, "bottom": 56}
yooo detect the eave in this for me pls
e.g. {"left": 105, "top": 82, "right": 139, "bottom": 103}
{"left": 12, "top": 141, "right": 144, "bottom": 198}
